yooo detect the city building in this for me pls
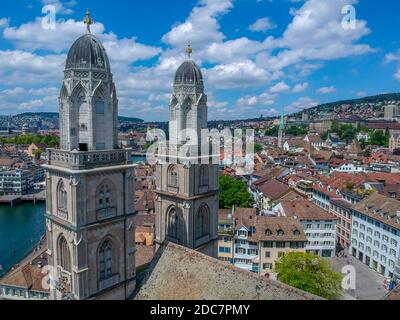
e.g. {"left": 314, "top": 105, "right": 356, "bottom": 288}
{"left": 350, "top": 193, "right": 400, "bottom": 279}
{"left": 0, "top": 250, "right": 49, "bottom": 300}
{"left": 389, "top": 134, "right": 400, "bottom": 152}
{"left": 218, "top": 209, "right": 235, "bottom": 262}
{"left": 43, "top": 11, "right": 136, "bottom": 300}
{"left": 384, "top": 105, "right": 400, "bottom": 120}
{"left": 257, "top": 217, "right": 307, "bottom": 278}
{"left": 251, "top": 179, "right": 290, "bottom": 210}
{"left": 272, "top": 199, "right": 337, "bottom": 257}
{"left": 154, "top": 45, "right": 219, "bottom": 258}
{"left": 0, "top": 169, "right": 34, "bottom": 195}
{"left": 330, "top": 198, "right": 353, "bottom": 250}
{"left": 233, "top": 208, "right": 260, "bottom": 273}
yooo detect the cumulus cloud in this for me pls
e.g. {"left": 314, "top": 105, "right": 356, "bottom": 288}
{"left": 316, "top": 86, "right": 336, "bottom": 94}
{"left": 269, "top": 81, "right": 290, "bottom": 93}
{"left": 292, "top": 82, "right": 309, "bottom": 93}
{"left": 0, "top": 0, "right": 375, "bottom": 120}
{"left": 248, "top": 17, "right": 276, "bottom": 33}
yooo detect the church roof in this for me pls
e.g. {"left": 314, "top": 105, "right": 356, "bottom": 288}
{"left": 174, "top": 60, "right": 203, "bottom": 86}
{"left": 133, "top": 242, "right": 321, "bottom": 300}
{"left": 65, "top": 34, "right": 110, "bottom": 72}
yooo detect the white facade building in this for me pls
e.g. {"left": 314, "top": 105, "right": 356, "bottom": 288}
{"left": 273, "top": 200, "right": 337, "bottom": 258}
{"left": 350, "top": 193, "right": 400, "bottom": 279}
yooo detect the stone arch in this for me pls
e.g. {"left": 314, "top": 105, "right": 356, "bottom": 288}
{"left": 56, "top": 179, "right": 68, "bottom": 214}
{"left": 166, "top": 206, "right": 185, "bottom": 245}
{"left": 71, "top": 82, "right": 86, "bottom": 100}
{"left": 97, "top": 235, "right": 119, "bottom": 281}
{"left": 195, "top": 203, "right": 210, "bottom": 240}
{"left": 167, "top": 164, "right": 178, "bottom": 187}
{"left": 57, "top": 234, "right": 71, "bottom": 273}
{"left": 199, "top": 165, "right": 209, "bottom": 186}
{"left": 60, "top": 84, "right": 69, "bottom": 99}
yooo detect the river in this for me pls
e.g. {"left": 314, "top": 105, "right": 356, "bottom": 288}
{"left": 0, "top": 203, "right": 46, "bottom": 277}
{"left": 0, "top": 155, "right": 148, "bottom": 277}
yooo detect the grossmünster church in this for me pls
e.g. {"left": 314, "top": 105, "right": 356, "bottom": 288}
{"left": 43, "top": 10, "right": 317, "bottom": 300}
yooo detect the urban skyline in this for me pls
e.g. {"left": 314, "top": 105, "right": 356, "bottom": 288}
{"left": 0, "top": 0, "right": 400, "bottom": 121}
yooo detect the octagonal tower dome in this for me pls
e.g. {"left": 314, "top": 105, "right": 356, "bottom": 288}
{"left": 65, "top": 33, "right": 110, "bottom": 72}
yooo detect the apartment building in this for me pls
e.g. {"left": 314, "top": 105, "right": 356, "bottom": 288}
{"left": 350, "top": 193, "right": 400, "bottom": 279}
{"left": 330, "top": 199, "right": 353, "bottom": 250}
{"left": 233, "top": 208, "right": 260, "bottom": 272}
{"left": 218, "top": 209, "right": 235, "bottom": 262}
{"left": 231, "top": 208, "right": 307, "bottom": 276}
{"left": 256, "top": 217, "right": 307, "bottom": 278}
{"left": 0, "top": 169, "right": 34, "bottom": 195}
{"left": 273, "top": 199, "right": 337, "bottom": 257}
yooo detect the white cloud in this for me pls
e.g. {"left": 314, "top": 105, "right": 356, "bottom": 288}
{"left": 40, "top": 0, "right": 76, "bottom": 15}
{"left": 269, "top": 81, "right": 290, "bottom": 93}
{"left": 0, "top": 0, "right": 375, "bottom": 120}
{"left": 162, "top": 0, "right": 233, "bottom": 49}
{"left": 285, "top": 96, "right": 319, "bottom": 113}
{"left": 237, "top": 92, "right": 276, "bottom": 107}
{"left": 249, "top": 17, "right": 276, "bottom": 33}
{"left": 316, "top": 86, "right": 336, "bottom": 94}
{"left": 292, "top": 82, "right": 308, "bottom": 93}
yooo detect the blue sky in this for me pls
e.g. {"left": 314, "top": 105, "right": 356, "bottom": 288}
{"left": 0, "top": 0, "right": 400, "bottom": 121}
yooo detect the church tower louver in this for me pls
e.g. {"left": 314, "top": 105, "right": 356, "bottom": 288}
{"left": 44, "top": 10, "right": 136, "bottom": 300}
{"left": 155, "top": 45, "right": 219, "bottom": 257}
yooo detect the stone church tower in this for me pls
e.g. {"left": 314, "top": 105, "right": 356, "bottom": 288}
{"left": 43, "top": 11, "right": 136, "bottom": 300}
{"left": 155, "top": 46, "right": 219, "bottom": 258}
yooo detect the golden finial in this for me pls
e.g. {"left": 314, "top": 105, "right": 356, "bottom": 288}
{"left": 186, "top": 43, "right": 193, "bottom": 59}
{"left": 83, "top": 8, "right": 94, "bottom": 34}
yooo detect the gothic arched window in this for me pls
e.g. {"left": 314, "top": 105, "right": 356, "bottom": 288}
{"left": 98, "top": 239, "right": 114, "bottom": 280}
{"left": 167, "top": 208, "right": 183, "bottom": 244}
{"left": 168, "top": 165, "right": 178, "bottom": 187}
{"left": 196, "top": 205, "right": 210, "bottom": 239}
{"left": 199, "top": 165, "right": 209, "bottom": 186}
{"left": 57, "top": 181, "right": 67, "bottom": 214}
{"left": 58, "top": 236, "right": 71, "bottom": 272}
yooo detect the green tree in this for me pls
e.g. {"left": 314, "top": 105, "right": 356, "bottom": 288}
{"left": 265, "top": 126, "right": 279, "bottom": 136}
{"left": 287, "top": 125, "right": 308, "bottom": 136}
{"left": 254, "top": 143, "right": 263, "bottom": 153}
{"left": 369, "top": 130, "right": 389, "bottom": 147}
{"left": 219, "top": 175, "right": 254, "bottom": 209}
{"left": 320, "top": 131, "right": 329, "bottom": 141}
{"left": 34, "top": 148, "right": 43, "bottom": 160}
{"left": 275, "top": 252, "right": 343, "bottom": 300}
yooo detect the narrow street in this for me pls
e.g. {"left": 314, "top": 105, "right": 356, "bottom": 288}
{"left": 329, "top": 256, "right": 389, "bottom": 300}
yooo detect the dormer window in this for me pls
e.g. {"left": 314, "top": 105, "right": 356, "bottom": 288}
{"left": 293, "top": 229, "right": 300, "bottom": 236}
{"left": 265, "top": 229, "right": 272, "bottom": 236}
{"left": 277, "top": 229, "right": 284, "bottom": 236}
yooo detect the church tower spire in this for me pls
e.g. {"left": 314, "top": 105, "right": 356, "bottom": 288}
{"left": 59, "top": 9, "right": 115, "bottom": 152}
{"left": 278, "top": 110, "right": 285, "bottom": 149}
{"left": 44, "top": 10, "right": 136, "bottom": 300}
{"left": 155, "top": 50, "right": 219, "bottom": 258}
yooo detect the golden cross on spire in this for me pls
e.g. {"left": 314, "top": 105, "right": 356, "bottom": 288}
{"left": 186, "top": 43, "right": 193, "bottom": 59}
{"left": 83, "top": 8, "right": 94, "bottom": 34}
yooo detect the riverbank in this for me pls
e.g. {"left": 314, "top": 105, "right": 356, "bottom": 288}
{"left": 0, "top": 203, "right": 46, "bottom": 277}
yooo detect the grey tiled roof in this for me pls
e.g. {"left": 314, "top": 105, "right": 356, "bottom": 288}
{"left": 133, "top": 242, "right": 322, "bottom": 300}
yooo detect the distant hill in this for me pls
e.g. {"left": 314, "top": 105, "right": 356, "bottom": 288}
{"left": 298, "top": 93, "right": 400, "bottom": 116}
{"left": 12, "top": 112, "right": 144, "bottom": 123}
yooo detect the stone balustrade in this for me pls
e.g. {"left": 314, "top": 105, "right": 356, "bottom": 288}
{"left": 47, "top": 148, "right": 132, "bottom": 170}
